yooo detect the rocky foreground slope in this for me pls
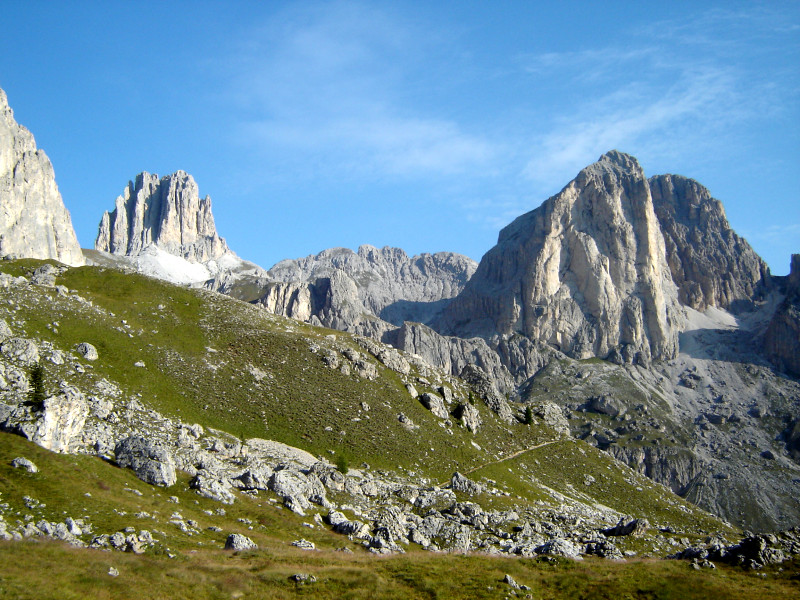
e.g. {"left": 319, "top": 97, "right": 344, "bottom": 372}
{"left": 244, "top": 152, "right": 800, "bottom": 532}
{"left": 0, "top": 87, "right": 83, "bottom": 266}
{"left": 0, "top": 259, "right": 743, "bottom": 565}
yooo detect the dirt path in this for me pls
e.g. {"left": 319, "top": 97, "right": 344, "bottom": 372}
{"left": 440, "top": 438, "right": 561, "bottom": 485}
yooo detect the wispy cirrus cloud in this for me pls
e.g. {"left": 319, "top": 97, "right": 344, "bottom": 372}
{"left": 515, "top": 5, "right": 798, "bottom": 195}
{"left": 224, "top": 1, "right": 497, "bottom": 180}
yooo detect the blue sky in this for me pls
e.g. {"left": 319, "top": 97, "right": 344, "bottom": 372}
{"left": 1, "top": 1, "right": 798, "bottom": 273}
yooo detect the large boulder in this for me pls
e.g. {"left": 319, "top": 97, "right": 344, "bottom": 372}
{"left": 114, "top": 436, "right": 177, "bottom": 487}
{"left": 224, "top": 533, "right": 257, "bottom": 551}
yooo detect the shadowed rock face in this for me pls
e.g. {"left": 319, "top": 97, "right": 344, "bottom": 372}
{"left": 95, "top": 171, "right": 229, "bottom": 263}
{"left": 0, "top": 88, "right": 84, "bottom": 266}
{"left": 764, "top": 254, "right": 800, "bottom": 377}
{"left": 436, "top": 151, "right": 682, "bottom": 364}
{"left": 649, "top": 174, "right": 771, "bottom": 312}
{"left": 256, "top": 245, "right": 477, "bottom": 338}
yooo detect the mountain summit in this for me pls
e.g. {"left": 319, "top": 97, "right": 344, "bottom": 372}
{"left": 437, "top": 150, "right": 682, "bottom": 365}
{"left": 95, "top": 170, "right": 229, "bottom": 263}
{"left": 0, "top": 87, "right": 84, "bottom": 266}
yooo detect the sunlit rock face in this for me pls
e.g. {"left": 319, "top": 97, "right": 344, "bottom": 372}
{"left": 436, "top": 151, "right": 682, "bottom": 365}
{"left": 95, "top": 170, "right": 229, "bottom": 263}
{"left": 0, "top": 87, "right": 84, "bottom": 266}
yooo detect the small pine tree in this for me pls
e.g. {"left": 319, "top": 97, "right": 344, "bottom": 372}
{"left": 334, "top": 453, "right": 350, "bottom": 475}
{"left": 28, "top": 364, "right": 46, "bottom": 410}
{"left": 524, "top": 405, "right": 533, "bottom": 425}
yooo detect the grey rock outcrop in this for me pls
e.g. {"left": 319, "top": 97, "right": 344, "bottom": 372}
{"left": 649, "top": 174, "right": 771, "bottom": 311}
{"left": 420, "top": 392, "right": 449, "bottom": 419}
{"left": 225, "top": 533, "right": 257, "bottom": 551}
{"left": 764, "top": 255, "right": 800, "bottom": 377}
{"left": 0, "top": 88, "right": 84, "bottom": 266}
{"left": 14, "top": 388, "right": 89, "bottom": 454}
{"left": 76, "top": 342, "right": 98, "bottom": 361}
{"left": 10, "top": 457, "right": 38, "bottom": 473}
{"left": 115, "top": 436, "right": 177, "bottom": 487}
{"left": 95, "top": 171, "right": 229, "bottom": 263}
{"left": 436, "top": 151, "right": 682, "bottom": 365}
{"left": 267, "top": 245, "right": 477, "bottom": 325}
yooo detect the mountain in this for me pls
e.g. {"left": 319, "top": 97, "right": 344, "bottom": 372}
{"left": 246, "top": 152, "right": 800, "bottom": 531}
{"left": 93, "top": 171, "right": 265, "bottom": 285}
{"left": 649, "top": 173, "right": 771, "bottom": 311}
{"left": 254, "top": 245, "right": 477, "bottom": 338}
{"left": 436, "top": 151, "right": 682, "bottom": 366}
{"left": 96, "top": 171, "right": 229, "bottom": 262}
{"left": 0, "top": 87, "right": 84, "bottom": 266}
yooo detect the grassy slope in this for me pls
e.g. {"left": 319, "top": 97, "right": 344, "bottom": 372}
{"left": 0, "top": 432, "right": 796, "bottom": 600}
{"left": 0, "top": 260, "right": 771, "bottom": 597}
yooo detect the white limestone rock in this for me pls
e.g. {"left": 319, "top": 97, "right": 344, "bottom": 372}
{"left": 437, "top": 151, "right": 683, "bottom": 364}
{"left": 96, "top": 171, "right": 229, "bottom": 263}
{"left": 0, "top": 87, "right": 84, "bottom": 266}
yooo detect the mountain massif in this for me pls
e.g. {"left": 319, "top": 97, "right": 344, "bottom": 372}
{"left": 0, "top": 84, "right": 799, "bottom": 596}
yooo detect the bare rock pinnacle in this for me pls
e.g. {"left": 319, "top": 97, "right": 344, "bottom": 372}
{"left": 0, "top": 87, "right": 84, "bottom": 266}
{"left": 95, "top": 171, "right": 229, "bottom": 263}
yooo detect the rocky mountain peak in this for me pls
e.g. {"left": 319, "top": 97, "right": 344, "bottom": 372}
{"left": 95, "top": 171, "right": 229, "bottom": 263}
{"left": 437, "top": 151, "right": 682, "bottom": 365}
{"left": 0, "top": 86, "right": 84, "bottom": 266}
{"left": 649, "top": 173, "right": 771, "bottom": 311}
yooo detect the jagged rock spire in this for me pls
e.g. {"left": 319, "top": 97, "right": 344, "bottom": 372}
{"left": 0, "top": 87, "right": 84, "bottom": 266}
{"left": 95, "top": 171, "right": 229, "bottom": 263}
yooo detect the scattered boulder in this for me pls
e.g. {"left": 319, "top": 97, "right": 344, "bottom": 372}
{"left": 10, "top": 457, "right": 38, "bottom": 473}
{"left": 532, "top": 401, "right": 569, "bottom": 434}
{"left": 291, "top": 539, "right": 316, "bottom": 550}
{"left": 224, "top": 533, "right": 257, "bottom": 551}
{"left": 191, "top": 473, "right": 236, "bottom": 504}
{"left": 420, "top": 392, "right": 448, "bottom": 419}
{"left": 588, "top": 395, "right": 625, "bottom": 417}
{"left": 30, "top": 264, "right": 59, "bottom": 286}
{"left": 114, "top": 436, "right": 177, "bottom": 487}
{"left": 289, "top": 573, "right": 317, "bottom": 584}
{"left": 537, "top": 538, "right": 582, "bottom": 560}
{"left": 0, "top": 319, "right": 13, "bottom": 343}
{"left": 455, "top": 402, "right": 481, "bottom": 433}
{"left": 1, "top": 337, "right": 40, "bottom": 365}
{"left": 25, "top": 388, "right": 89, "bottom": 453}
{"left": 75, "top": 343, "right": 98, "bottom": 361}
{"left": 603, "top": 518, "right": 649, "bottom": 537}
{"left": 450, "top": 472, "right": 484, "bottom": 496}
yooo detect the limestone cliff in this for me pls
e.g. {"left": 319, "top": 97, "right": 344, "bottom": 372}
{"left": 267, "top": 245, "right": 477, "bottom": 324}
{"left": 649, "top": 174, "right": 771, "bottom": 311}
{"left": 436, "top": 151, "right": 682, "bottom": 365}
{"left": 95, "top": 171, "right": 229, "bottom": 263}
{"left": 764, "top": 254, "right": 800, "bottom": 377}
{"left": 0, "top": 87, "right": 84, "bottom": 266}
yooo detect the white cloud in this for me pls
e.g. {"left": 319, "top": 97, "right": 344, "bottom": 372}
{"left": 522, "top": 66, "right": 741, "bottom": 190}
{"left": 225, "top": 1, "right": 497, "bottom": 179}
